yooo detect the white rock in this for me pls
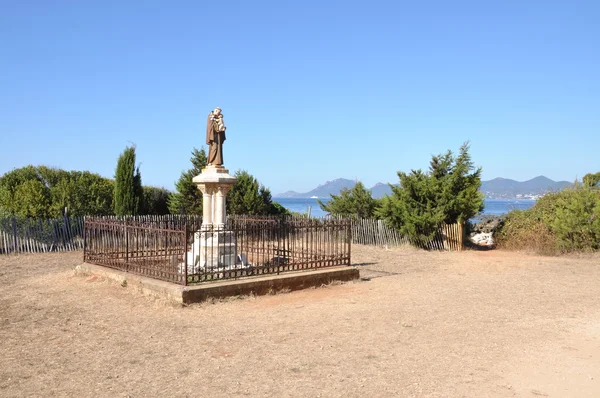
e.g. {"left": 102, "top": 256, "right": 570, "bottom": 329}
{"left": 471, "top": 232, "right": 494, "bottom": 246}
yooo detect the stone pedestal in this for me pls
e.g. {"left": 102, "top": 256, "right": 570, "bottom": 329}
{"left": 185, "top": 166, "right": 237, "bottom": 272}
{"left": 187, "top": 230, "right": 237, "bottom": 270}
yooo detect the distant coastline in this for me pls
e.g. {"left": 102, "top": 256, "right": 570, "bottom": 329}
{"left": 274, "top": 198, "right": 536, "bottom": 218}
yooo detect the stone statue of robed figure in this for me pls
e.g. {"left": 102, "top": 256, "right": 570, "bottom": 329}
{"left": 184, "top": 106, "right": 237, "bottom": 272}
{"left": 206, "top": 107, "right": 226, "bottom": 166}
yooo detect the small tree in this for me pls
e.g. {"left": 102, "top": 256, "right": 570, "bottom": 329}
{"left": 377, "top": 142, "right": 484, "bottom": 244}
{"left": 318, "top": 181, "right": 378, "bottom": 218}
{"left": 168, "top": 148, "right": 207, "bottom": 215}
{"left": 113, "top": 145, "right": 143, "bottom": 216}
{"left": 144, "top": 186, "right": 171, "bottom": 215}
{"left": 583, "top": 172, "right": 600, "bottom": 189}
{"left": 433, "top": 142, "right": 485, "bottom": 224}
{"left": 227, "top": 170, "right": 286, "bottom": 216}
{"left": 377, "top": 170, "right": 446, "bottom": 244}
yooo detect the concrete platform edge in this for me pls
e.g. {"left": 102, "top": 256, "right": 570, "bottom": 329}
{"left": 75, "top": 263, "right": 360, "bottom": 305}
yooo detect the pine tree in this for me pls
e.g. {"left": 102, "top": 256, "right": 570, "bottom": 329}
{"left": 113, "top": 145, "right": 143, "bottom": 216}
{"left": 377, "top": 142, "right": 484, "bottom": 243}
{"left": 318, "top": 182, "right": 378, "bottom": 218}
{"left": 227, "top": 170, "right": 286, "bottom": 216}
{"left": 167, "top": 148, "right": 207, "bottom": 215}
{"left": 583, "top": 172, "right": 600, "bottom": 188}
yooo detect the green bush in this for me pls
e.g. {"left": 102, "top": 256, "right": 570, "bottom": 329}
{"left": 552, "top": 188, "right": 600, "bottom": 252}
{"left": 143, "top": 186, "right": 171, "bottom": 215}
{"left": 0, "top": 166, "right": 113, "bottom": 217}
{"left": 318, "top": 182, "right": 379, "bottom": 219}
{"left": 376, "top": 142, "right": 484, "bottom": 245}
{"left": 227, "top": 170, "right": 288, "bottom": 216}
{"left": 496, "top": 186, "right": 600, "bottom": 254}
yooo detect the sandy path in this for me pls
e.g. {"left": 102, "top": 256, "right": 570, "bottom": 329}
{"left": 1, "top": 247, "right": 599, "bottom": 397}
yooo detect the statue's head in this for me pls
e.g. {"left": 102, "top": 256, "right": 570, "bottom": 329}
{"left": 213, "top": 107, "right": 222, "bottom": 116}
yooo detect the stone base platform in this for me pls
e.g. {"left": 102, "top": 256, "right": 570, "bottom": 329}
{"left": 75, "top": 263, "right": 360, "bottom": 305}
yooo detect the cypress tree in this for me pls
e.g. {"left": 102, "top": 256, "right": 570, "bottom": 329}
{"left": 113, "top": 145, "right": 143, "bottom": 216}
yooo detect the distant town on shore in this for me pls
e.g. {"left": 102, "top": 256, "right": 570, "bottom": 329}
{"left": 276, "top": 176, "right": 572, "bottom": 200}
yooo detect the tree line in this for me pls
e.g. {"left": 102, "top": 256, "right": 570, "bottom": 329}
{"left": 6, "top": 140, "right": 595, "bottom": 253}
{"left": 0, "top": 145, "right": 286, "bottom": 219}
{"left": 0, "top": 142, "right": 484, "bottom": 246}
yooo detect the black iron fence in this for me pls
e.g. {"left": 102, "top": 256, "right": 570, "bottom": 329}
{"left": 84, "top": 218, "right": 188, "bottom": 283}
{"left": 84, "top": 215, "right": 352, "bottom": 285}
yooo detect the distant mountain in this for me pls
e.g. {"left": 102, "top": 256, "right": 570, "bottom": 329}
{"left": 303, "top": 178, "right": 356, "bottom": 198}
{"left": 480, "top": 176, "right": 571, "bottom": 199}
{"left": 370, "top": 182, "right": 394, "bottom": 199}
{"left": 275, "top": 178, "right": 355, "bottom": 198}
{"left": 274, "top": 180, "right": 395, "bottom": 199}
{"left": 275, "top": 176, "right": 572, "bottom": 200}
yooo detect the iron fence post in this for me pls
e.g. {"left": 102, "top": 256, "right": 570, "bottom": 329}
{"left": 83, "top": 217, "right": 86, "bottom": 261}
{"left": 184, "top": 226, "right": 188, "bottom": 286}
{"left": 125, "top": 224, "right": 129, "bottom": 268}
{"left": 347, "top": 220, "right": 352, "bottom": 266}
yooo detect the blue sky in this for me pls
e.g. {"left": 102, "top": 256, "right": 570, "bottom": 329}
{"left": 1, "top": 0, "right": 598, "bottom": 194}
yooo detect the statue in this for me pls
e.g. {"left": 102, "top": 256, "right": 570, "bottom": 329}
{"left": 206, "top": 107, "right": 226, "bottom": 166}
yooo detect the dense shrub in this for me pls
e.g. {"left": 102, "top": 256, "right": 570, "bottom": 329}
{"left": 377, "top": 142, "right": 484, "bottom": 245}
{"left": 495, "top": 186, "right": 600, "bottom": 254}
{"left": 318, "top": 182, "right": 379, "bottom": 219}
{"left": 227, "top": 170, "right": 289, "bottom": 216}
{"left": 143, "top": 186, "right": 171, "bottom": 215}
{"left": 583, "top": 172, "right": 600, "bottom": 188}
{"left": 0, "top": 166, "right": 113, "bottom": 217}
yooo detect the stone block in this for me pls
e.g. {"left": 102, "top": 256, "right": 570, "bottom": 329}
{"left": 187, "top": 230, "right": 238, "bottom": 270}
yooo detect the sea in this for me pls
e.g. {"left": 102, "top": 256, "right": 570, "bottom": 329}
{"left": 274, "top": 198, "right": 536, "bottom": 218}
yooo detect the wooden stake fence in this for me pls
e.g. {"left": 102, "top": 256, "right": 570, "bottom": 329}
{"left": 0, "top": 216, "right": 84, "bottom": 254}
{"left": 0, "top": 214, "right": 202, "bottom": 255}
{"left": 351, "top": 218, "right": 411, "bottom": 247}
{"left": 351, "top": 219, "right": 464, "bottom": 251}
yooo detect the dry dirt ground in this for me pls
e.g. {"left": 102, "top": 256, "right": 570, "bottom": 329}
{"left": 1, "top": 246, "right": 600, "bottom": 397}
